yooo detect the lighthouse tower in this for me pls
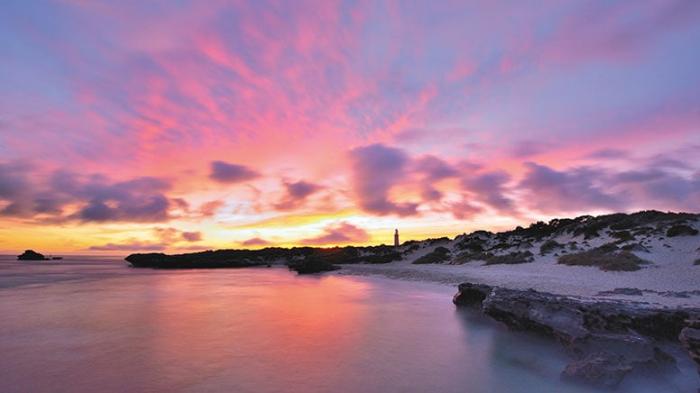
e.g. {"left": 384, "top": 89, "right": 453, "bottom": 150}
{"left": 394, "top": 229, "right": 399, "bottom": 248}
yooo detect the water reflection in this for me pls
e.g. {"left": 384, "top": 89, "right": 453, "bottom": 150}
{"left": 0, "top": 258, "right": 696, "bottom": 393}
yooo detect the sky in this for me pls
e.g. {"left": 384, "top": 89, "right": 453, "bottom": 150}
{"left": 1, "top": 1, "right": 700, "bottom": 254}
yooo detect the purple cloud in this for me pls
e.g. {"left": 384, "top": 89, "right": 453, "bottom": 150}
{"left": 462, "top": 171, "right": 516, "bottom": 213}
{"left": 518, "top": 163, "right": 621, "bottom": 213}
{"left": 181, "top": 231, "right": 202, "bottom": 242}
{"left": 210, "top": 161, "right": 259, "bottom": 183}
{"left": 349, "top": 144, "right": 418, "bottom": 216}
{"left": 300, "top": 222, "right": 370, "bottom": 245}
{"left": 0, "top": 164, "right": 173, "bottom": 222}
{"left": 274, "top": 180, "right": 322, "bottom": 210}
{"left": 586, "top": 149, "right": 629, "bottom": 160}
{"left": 242, "top": 237, "right": 271, "bottom": 246}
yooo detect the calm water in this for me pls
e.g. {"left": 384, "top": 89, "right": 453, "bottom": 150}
{"left": 0, "top": 257, "right": 696, "bottom": 393}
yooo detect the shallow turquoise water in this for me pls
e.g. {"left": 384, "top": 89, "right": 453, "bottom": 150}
{"left": 0, "top": 257, "right": 696, "bottom": 392}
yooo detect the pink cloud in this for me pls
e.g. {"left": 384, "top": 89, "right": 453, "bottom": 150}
{"left": 242, "top": 237, "right": 271, "bottom": 247}
{"left": 300, "top": 222, "right": 370, "bottom": 246}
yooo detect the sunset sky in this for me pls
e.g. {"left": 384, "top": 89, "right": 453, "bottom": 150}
{"left": 1, "top": 1, "right": 700, "bottom": 254}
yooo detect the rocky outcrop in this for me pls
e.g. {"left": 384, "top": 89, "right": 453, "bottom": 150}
{"left": 453, "top": 283, "right": 699, "bottom": 388}
{"left": 17, "top": 250, "right": 48, "bottom": 261}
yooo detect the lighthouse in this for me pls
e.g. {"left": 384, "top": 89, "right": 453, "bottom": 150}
{"left": 394, "top": 229, "right": 399, "bottom": 248}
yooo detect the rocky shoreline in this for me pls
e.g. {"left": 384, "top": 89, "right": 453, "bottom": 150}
{"left": 453, "top": 282, "right": 700, "bottom": 388}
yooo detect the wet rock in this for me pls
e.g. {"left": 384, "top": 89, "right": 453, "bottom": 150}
{"left": 453, "top": 282, "right": 700, "bottom": 387}
{"left": 452, "top": 283, "right": 492, "bottom": 306}
{"left": 561, "top": 352, "right": 632, "bottom": 388}
{"left": 679, "top": 319, "right": 700, "bottom": 373}
{"left": 481, "top": 288, "right": 588, "bottom": 343}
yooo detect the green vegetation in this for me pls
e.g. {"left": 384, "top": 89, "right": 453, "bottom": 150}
{"left": 412, "top": 246, "right": 451, "bottom": 264}
{"left": 610, "top": 230, "right": 634, "bottom": 242}
{"left": 287, "top": 257, "right": 340, "bottom": 274}
{"left": 557, "top": 245, "right": 649, "bottom": 271}
{"left": 455, "top": 239, "right": 485, "bottom": 252}
{"left": 453, "top": 251, "right": 493, "bottom": 264}
{"left": 539, "top": 239, "right": 563, "bottom": 255}
{"left": 666, "top": 224, "right": 699, "bottom": 237}
{"left": 484, "top": 250, "right": 534, "bottom": 265}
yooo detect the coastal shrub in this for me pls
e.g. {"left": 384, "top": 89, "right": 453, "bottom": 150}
{"left": 666, "top": 224, "right": 699, "bottom": 237}
{"left": 597, "top": 242, "right": 619, "bottom": 253}
{"left": 484, "top": 250, "right": 534, "bottom": 265}
{"left": 310, "top": 247, "right": 362, "bottom": 264}
{"left": 426, "top": 237, "right": 450, "bottom": 245}
{"left": 610, "top": 230, "right": 634, "bottom": 242}
{"left": 539, "top": 240, "right": 563, "bottom": 255}
{"left": 402, "top": 243, "right": 421, "bottom": 255}
{"left": 456, "top": 239, "right": 485, "bottom": 252}
{"left": 694, "top": 258, "right": 700, "bottom": 266}
{"left": 364, "top": 251, "right": 403, "bottom": 264}
{"left": 287, "top": 257, "right": 340, "bottom": 274}
{"left": 621, "top": 243, "right": 649, "bottom": 253}
{"left": 413, "top": 246, "right": 451, "bottom": 264}
{"left": 453, "top": 251, "right": 493, "bottom": 264}
{"left": 489, "top": 242, "right": 511, "bottom": 251}
{"left": 557, "top": 246, "right": 649, "bottom": 272}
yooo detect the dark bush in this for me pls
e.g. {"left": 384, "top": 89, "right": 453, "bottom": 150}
{"left": 484, "top": 251, "right": 534, "bottom": 265}
{"left": 539, "top": 240, "right": 563, "bottom": 255}
{"left": 453, "top": 251, "right": 493, "bottom": 264}
{"left": 364, "top": 251, "right": 403, "bottom": 264}
{"left": 426, "top": 237, "right": 450, "bottom": 245}
{"left": 694, "top": 258, "right": 700, "bottom": 266}
{"left": 666, "top": 224, "right": 699, "bottom": 237}
{"left": 610, "top": 230, "right": 634, "bottom": 242}
{"left": 557, "top": 246, "right": 649, "bottom": 272}
{"left": 287, "top": 257, "right": 340, "bottom": 274}
{"left": 456, "top": 239, "right": 485, "bottom": 252}
{"left": 413, "top": 246, "right": 451, "bottom": 264}
{"left": 621, "top": 243, "right": 649, "bottom": 253}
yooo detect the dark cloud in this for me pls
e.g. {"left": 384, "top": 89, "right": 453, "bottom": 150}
{"left": 274, "top": 180, "right": 322, "bottom": 210}
{"left": 348, "top": 144, "right": 418, "bottom": 216}
{"left": 242, "top": 237, "right": 271, "bottom": 246}
{"left": 300, "top": 222, "right": 370, "bottom": 245}
{"left": 209, "top": 161, "right": 259, "bottom": 183}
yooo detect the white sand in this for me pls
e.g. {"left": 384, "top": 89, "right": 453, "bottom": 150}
{"left": 336, "top": 221, "right": 700, "bottom": 308}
